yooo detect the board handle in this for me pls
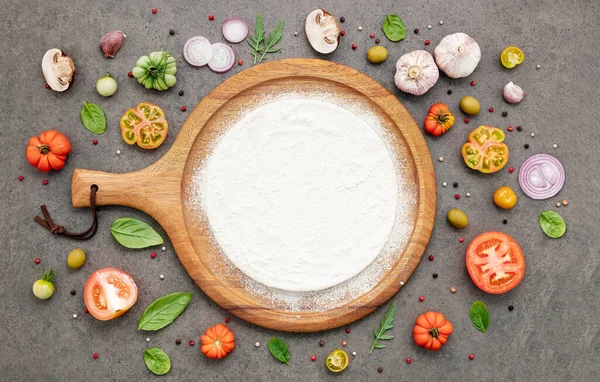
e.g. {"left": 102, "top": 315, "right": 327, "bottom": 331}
{"left": 71, "top": 168, "right": 182, "bottom": 218}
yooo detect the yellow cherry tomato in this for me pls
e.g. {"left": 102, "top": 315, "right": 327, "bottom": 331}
{"left": 326, "top": 349, "right": 348, "bottom": 373}
{"left": 494, "top": 186, "right": 517, "bottom": 209}
{"left": 500, "top": 46, "right": 524, "bottom": 69}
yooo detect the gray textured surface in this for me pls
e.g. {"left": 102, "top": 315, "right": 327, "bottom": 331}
{"left": 1, "top": 0, "right": 599, "bottom": 381}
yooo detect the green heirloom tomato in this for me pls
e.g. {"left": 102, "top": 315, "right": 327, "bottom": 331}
{"left": 132, "top": 51, "right": 177, "bottom": 91}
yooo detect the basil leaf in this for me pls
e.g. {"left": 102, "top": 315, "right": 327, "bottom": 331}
{"left": 268, "top": 338, "right": 290, "bottom": 365}
{"left": 382, "top": 14, "right": 406, "bottom": 42}
{"left": 144, "top": 347, "right": 171, "bottom": 375}
{"left": 539, "top": 210, "right": 566, "bottom": 238}
{"left": 469, "top": 301, "right": 490, "bottom": 333}
{"left": 110, "top": 217, "right": 164, "bottom": 249}
{"left": 80, "top": 101, "right": 107, "bottom": 134}
{"left": 138, "top": 292, "right": 193, "bottom": 331}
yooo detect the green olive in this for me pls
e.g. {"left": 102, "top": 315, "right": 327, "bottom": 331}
{"left": 460, "top": 96, "right": 481, "bottom": 116}
{"left": 447, "top": 209, "right": 469, "bottom": 229}
{"left": 67, "top": 248, "right": 86, "bottom": 269}
{"left": 367, "top": 46, "right": 388, "bottom": 64}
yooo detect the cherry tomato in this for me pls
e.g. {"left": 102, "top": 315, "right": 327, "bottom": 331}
{"left": 466, "top": 232, "right": 525, "bottom": 294}
{"left": 500, "top": 46, "right": 524, "bottom": 69}
{"left": 119, "top": 102, "right": 168, "bottom": 149}
{"left": 493, "top": 186, "right": 517, "bottom": 209}
{"left": 462, "top": 126, "right": 509, "bottom": 173}
{"left": 84, "top": 268, "right": 138, "bottom": 320}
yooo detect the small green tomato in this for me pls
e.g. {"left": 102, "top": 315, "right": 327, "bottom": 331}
{"left": 33, "top": 270, "right": 56, "bottom": 300}
{"left": 67, "top": 248, "right": 86, "bottom": 269}
{"left": 96, "top": 73, "right": 117, "bottom": 97}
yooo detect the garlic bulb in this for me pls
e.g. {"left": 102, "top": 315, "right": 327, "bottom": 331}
{"left": 394, "top": 50, "right": 439, "bottom": 96}
{"left": 503, "top": 82, "right": 525, "bottom": 104}
{"left": 434, "top": 33, "right": 481, "bottom": 79}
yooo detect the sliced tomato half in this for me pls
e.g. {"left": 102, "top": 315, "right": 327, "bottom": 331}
{"left": 466, "top": 232, "right": 525, "bottom": 294}
{"left": 84, "top": 268, "right": 138, "bottom": 321}
{"left": 461, "top": 126, "right": 509, "bottom": 173}
{"left": 119, "top": 102, "right": 168, "bottom": 149}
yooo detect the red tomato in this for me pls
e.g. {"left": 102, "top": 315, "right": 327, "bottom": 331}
{"left": 466, "top": 232, "right": 525, "bottom": 294}
{"left": 84, "top": 268, "right": 138, "bottom": 320}
{"left": 26, "top": 130, "right": 71, "bottom": 172}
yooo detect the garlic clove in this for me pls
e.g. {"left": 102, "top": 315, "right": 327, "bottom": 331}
{"left": 99, "top": 30, "right": 125, "bottom": 58}
{"left": 42, "top": 49, "right": 75, "bottom": 92}
{"left": 394, "top": 50, "right": 439, "bottom": 96}
{"left": 434, "top": 33, "right": 481, "bottom": 79}
{"left": 503, "top": 81, "right": 525, "bottom": 104}
{"left": 305, "top": 9, "right": 340, "bottom": 54}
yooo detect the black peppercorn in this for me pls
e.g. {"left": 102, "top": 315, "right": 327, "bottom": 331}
{"left": 375, "top": 39, "right": 380, "bottom": 44}
{"left": 169, "top": 29, "right": 175, "bottom": 35}
{"left": 175, "top": 339, "right": 181, "bottom": 345}
{"left": 524, "top": 144, "right": 529, "bottom": 149}
{"left": 517, "top": 125, "right": 523, "bottom": 131}
{"left": 414, "top": 28, "right": 419, "bottom": 34}
{"left": 319, "top": 340, "right": 325, "bottom": 347}
{"left": 179, "top": 90, "right": 184, "bottom": 96}
{"left": 378, "top": 367, "right": 383, "bottom": 373}
{"left": 502, "top": 111, "right": 508, "bottom": 117}
{"left": 70, "top": 290, "right": 76, "bottom": 296}
{"left": 453, "top": 182, "right": 458, "bottom": 188}
{"left": 447, "top": 90, "right": 452, "bottom": 95}
{"left": 340, "top": 17, "right": 345, "bottom": 23}
{"left": 508, "top": 305, "right": 514, "bottom": 311}
{"left": 503, "top": 219, "right": 508, "bottom": 224}
{"left": 433, "top": 273, "right": 438, "bottom": 278}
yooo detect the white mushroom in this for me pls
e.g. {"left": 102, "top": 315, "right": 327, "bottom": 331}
{"left": 42, "top": 49, "right": 75, "bottom": 92}
{"left": 305, "top": 9, "right": 340, "bottom": 54}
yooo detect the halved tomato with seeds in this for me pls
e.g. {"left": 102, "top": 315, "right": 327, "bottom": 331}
{"left": 462, "top": 126, "right": 509, "bottom": 173}
{"left": 466, "top": 232, "right": 525, "bottom": 294}
{"left": 119, "top": 102, "right": 168, "bottom": 149}
{"left": 84, "top": 268, "right": 138, "bottom": 320}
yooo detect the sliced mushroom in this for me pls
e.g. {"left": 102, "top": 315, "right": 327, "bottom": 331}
{"left": 305, "top": 9, "right": 340, "bottom": 54}
{"left": 42, "top": 49, "right": 75, "bottom": 92}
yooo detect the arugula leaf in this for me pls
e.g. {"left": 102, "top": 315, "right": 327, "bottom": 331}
{"left": 539, "top": 210, "right": 566, "bottom": 238}
{"left": 370, "top": 302, "right": 396, "bottom": 354}
{"left": 382, "top": 14, "right": 406, "bottom": 42}
{"left": 259, "top": 19, "right": 284, "bottom": 62}
{"left": 138, "top": 292, "right": 192, "bottom": 331}
{"left": 470, "top": 301, "right": 490, "bottom": 333}
{"left": 248, "top": 14, "right": 265, "bottom": 63}
{"left": 268, "top": 338, "right": 290, "bottom": 365}
{"left": 110, "top": 217, "right": 164, "bottom": 249}
{"left": 144, "top": 347, "right": 171, "bottom": 375}
{"left": 80, "top": 102, "right": 106, "bottom": 134}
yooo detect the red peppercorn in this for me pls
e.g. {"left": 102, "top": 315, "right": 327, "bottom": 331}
{"left": 311, "top": 355, "right": 317, "bottom": 361}
{"left": 151, "top": 252, "right": 157, "bottom": 259}
{"left": 428, "top": 255, "right": 434, "bottom": 261}
{"left": 507, "top": 125, "right": 514, "bottom": 132}
{"left": 151, "top": 8, "right": 157, "bottom": 14}
{"left": 424, "top": 40, "right": 430, "bottom": 45}
{"left": 128, "top": 71, "right": 133, "bottom": 78}
{"left": 464, "top": 117, "right": 469, "bottom": 123}
{"left": 459, "top": 237, "right": 465, "bottom": 243}
{"left": 92, "top": 139, "right": 98, "bottom": 145}
{"left": 370, "top": 33, "right": 375, "bottom": 38}
{"left": 225, "top": 317, "right": 230, "bottom": 323}
{"left": 208, "top": 15, "right": 214, "bottom": 21}
{"left": 470, "top": 80, "right": 476, "bottom": 86}
{"left": 340, "top": 30, "right": 345, "bottom": 36}
{"left": 34, "top": 258, "right": 40, "bottom": 264}
{"left": 406, "top": 358, "right": 412, "bottom": 364}
{"left": 469, "top": 354, "right": 475, "bottom": 360}
{"left": 351, "top": 43, "right": 357, "bottom": 50}
{"left": 508, "top": 167, "right": 514, "bottom": 173}
{"left": 18, "top": 175, "right": 24, "bottom": 181}
{"left": 454, "top": 194, "right": 460, "bottom": 200}
{"left": 93, "top": 353, "right": 99, "bottom": 359}
{"left": 189, "top": 340, "right": 195, "bottom": 346}
{"left": 489, "top": 107, "right": 494, "bottom": 113}
{"left": 419, "top": 296, "right": 424, "bottom": 302}
{"left": 181, "top": 106, "right": 187, "bottom": 112}
{"left": 345, "top": 328, "right": 350, "bottom": 333}
{"left": 45, "top": 83, "right": 50, "bottom": 90}
{"left": 341, "top": 340, "right": 347, "bottom": 347}
{"left": 43, "top": 180, "right": 49, "bottom": 185}
{"left": 238, "top": 59, "right": 243, "bottom": 66}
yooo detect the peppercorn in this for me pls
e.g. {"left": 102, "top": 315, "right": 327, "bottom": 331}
{"left": 179, "top": 90, "right": 184, "bottom": 96}
{"left": 502, "top": 111, "right": 508, "bottom": 117}
{"left": 464, "top": 117, "right": 469, "bottom": 123}
{"left": 508, "top": 305, "right": 514, "bottom": 311}
{"left": 319, "top": 340, "right": 325, "bottom": 347}
{"left": 406, "top": 358, "right": 412, "bottom": 364}
{"left": 311, "top": 355, "right": 317, "bottom": 361}
{"left": 70, "top": 290, "right": 76, "bottom": 296}
{"left": 151, "top": 252, "right": 157, "bottom": 259}
{"left": 92, "top": 139, "right": 98, "bottom": 145}
{"left": 489, "top": 107, "right": 494, "bottom": 112}
{"left": 181, "top": 106, "right": 187, "bottom": 112}
{"left": 524, "top": 144, "right": 529, "bottom": 149}
{"left": 341, "top": 340, "right": 347, "bottom": 346}
{"left": 151, "top": 9, "right": 157, "bottom": 14}
{"left": 128, "top": 72, "right": 133, "bottom": 78}
{"left": 370, "top": 33, "right": 375, "bottom": 38}
{"left": 453, "top": 182, "right": 458, "bottom": 188}
{"left": 345, "top": 328, "right": 350, "bottom": 333}
{"left": 469, "top": 354, "right": 475, "bottom": 360}
{"left": 340, "top": 17, "right": 345, "bottom": 23}
{"left": 508, "top": 125, "right": 514, "bottom": 132}
{"left": 208, "top": 15, "right": 214, "bottom": 21}
{"left": 340, "top": 30, "right": 345, "bottom": 36}
{"left": 378, "top": 367, "right": 383, "bottom": 373}
{"left": 424, "top": 40, "right": 430, "bottom": 45}
{"left": 225, "top": 317, "right": 230, "bottom": 323}
{"left": 34, "top": 258, "right": 40, "bottom": 264}
{"left": 351, "top": 43, "right": 357, "bottom": 50}
{"left": 176, "top": 339, "right": 181, "bottom": 345}
{"left": 433, "top": 273, "right": 438, "bottom": 278}
{"left": 447, "top": 90, "right": 452, "bottom": 95}
{"left": 414, "top": 28, "right": 419, "bottom": 34}
{"left": 508, "top": 167, "right": 514, "bottom": 173}
{"left": 189, "top": 340, "right": 195, "bottom": 346}
{"left": 45, "top": 83, "right": 50, "bottom": 90}
{"left": 459, "top": 237, "right": 464, "bottom": 243}
{"left": 454, "top": 194, "right": 460, "bottom": 200}
{"left": 503, "top": 219, "right": 508, "bottom": 224}
{"left": 375, "top": 39, "right": 380, "bottom": 44}
{"left": 428, "top": 255, "right": 434, "bottom": 261}
{"left": 470, "top": 80, "right": 476, "bottom": 86}
{"left": 93, "top": 353, "right": 99, "bottom": 359}
{"left": 169, "top": 29, "right": 175, "bottom": 35}
{"left": 517, "top": 125, "right": 523, "bottom": 131}
{"left": 238, "top": 59, "right": 243, "bottom": 66}
{"left": 43, "top": 180, "right": 49, "bottom": 185}
{"left": 18, "top": 176, "right": 24, "bottom": 181}
{"left": 419, "top": 296, "right": 425, "bottom": 302}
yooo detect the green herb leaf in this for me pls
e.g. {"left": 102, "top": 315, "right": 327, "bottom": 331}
{"left": 80, "top": 101, "right": 106, "bottom": 134}
{"left": 370, "top": 302, "right": 396, "bottom": 354}
{"left": 248, "top": 14, "right": 265, "bottom": 63}
{"left": 110, "top": 217, "right": 164, "bottom": 249}
{"left": 138, "top": 292, "right": 192, "bottom": 331}
{"left": 539, "top": 210, "right": 566, "bottom": 238}
{"left": 381, "top": 14, "right": 406, "bottom": 42}
{"left": 470, "top": 301, "right": 490, "bottom": 333}
{"left": 259, "top": 19, "right": 284, "bottom": 62}
{"left": 144, "top": 347, "right": 171, "bottom": 375}
{"left": 268, "top": 337, "right": 290, "bottom": 365}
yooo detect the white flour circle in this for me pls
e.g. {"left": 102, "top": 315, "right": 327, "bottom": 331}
{"left": 203, "top": 99, "right": 399, "bottom": 292}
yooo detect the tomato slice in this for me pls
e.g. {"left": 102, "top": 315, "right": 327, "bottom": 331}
{"left": 461, "top": 126, "right": 509, "bottom": 173}
{"left": 84, "top": 268, "right": 138, "bottom": 320}
{"left": 501, "top": 46, "right": 524, "bottom": 69}
{"left": 119, "top": 102, "right": 169, "bottom": 149}
{"left": 466, "top": 232, "right": 525, "bottom": 294}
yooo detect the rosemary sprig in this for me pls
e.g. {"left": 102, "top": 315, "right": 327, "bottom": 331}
{"left": 370, "top": 302, "right": 396, "bottom": 354}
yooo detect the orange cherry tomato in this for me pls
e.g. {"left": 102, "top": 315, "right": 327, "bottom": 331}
{"left": 84, "top": 268, "right": 138, "bottom": 321}
{"left": 26, "top": 130, "right": 71, "bottom": 172}
{"left": 119, "top": 102, "right": 168, "bottom": 149}
{"left": 493, "top": 186, "right": 517, "bottom": 209}
{"left": 413, "top": 311, "right": 453, "bottom": 351}
{"left": 424, "top": 103, "right": 455, "bottom": 136}
{"left": 466, "top": 232, "right": 525, "bottom": 294}
{"left": 461, "top": 126, "right": 509, "bottom": 173}
{"left": 201, "top": 323, "right": 235, "bottom": 359}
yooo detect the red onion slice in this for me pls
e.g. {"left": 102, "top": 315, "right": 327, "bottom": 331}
{"left": 518, "top": 154, "right": 565, "bottom": 200}
{"left": 208, "top": 43, "right": 235, "bottom": 73}
{"left": 222, "top": 18, "right": 249, "bottom": 43}
{"left": 183, "top": 36, "right": 213, "bottom": 67}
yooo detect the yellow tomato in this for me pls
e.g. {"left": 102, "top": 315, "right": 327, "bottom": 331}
{"left": 501, "top": 46, "right": 524, "bottom": 68}
{"left": 326, "top": 350, "right": 348, "bottom": 373}
{"left": 494, "top": 186, "right": 517, "bottom": 209}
